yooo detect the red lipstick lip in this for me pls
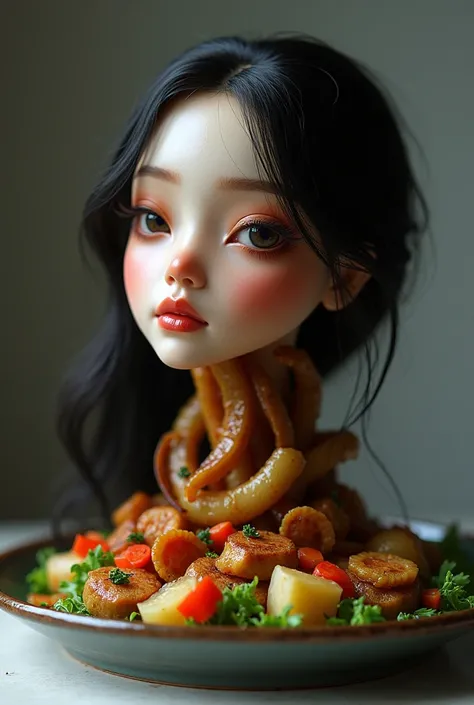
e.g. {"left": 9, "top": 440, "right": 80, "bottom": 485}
{"left": 155, "top": 298, "right": 207, "bottom": 325}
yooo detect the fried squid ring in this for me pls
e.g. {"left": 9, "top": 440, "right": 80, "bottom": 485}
{"left": 274, "top": 346, "right": 322, "bottom": 451}
{"left": 184, "top": 359, "right": 254, "bottom": 501}
{"left": 244, "top": 355, "right": 294, "bottom": 448}
{"left": 191, "top": 366, "right": 223, "bottom": 448}
{"left": 168, "top": 439, "right": 305, "bottom": 526}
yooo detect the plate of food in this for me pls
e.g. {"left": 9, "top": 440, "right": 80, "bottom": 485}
{"left": 1, "top": 358, "right": 474, "bottom": 694}
{"left": 1, "top": 348, "right": 474, "bottom": 691}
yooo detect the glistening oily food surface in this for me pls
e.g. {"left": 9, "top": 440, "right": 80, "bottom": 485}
{"left": 26, "top": 348, "right": 474, "bottom": 627}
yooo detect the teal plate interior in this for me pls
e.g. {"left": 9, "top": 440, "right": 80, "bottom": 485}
{"left": 1, "top": 521, "right": 473, "bottom": 690}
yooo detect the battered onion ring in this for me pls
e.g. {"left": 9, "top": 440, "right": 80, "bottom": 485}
{"left": 169, "top": 439, "right": 305, "bottom": 526}
{"left": 185, "top": 359, "right": 254, "bottom": 501}
{"left": 244, "top": 355, "right": 294, "bottom": 448}
{"left": 191, "top": 367, "right": 223, "bottom": 448}
{"left": 274, "top": 346, "right": 322, "bottom": 451}
{"left": 289, "top": 430, "right": 360, "bottom": 500}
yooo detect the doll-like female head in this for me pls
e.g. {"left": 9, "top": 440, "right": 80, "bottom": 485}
{"left": 123, "top": 92, "right": 336, "bottom": 370}
{"left": 57, "top": 35, "right": 427, "bottom": 518}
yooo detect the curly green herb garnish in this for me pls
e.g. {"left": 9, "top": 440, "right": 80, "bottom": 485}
{"left": 326, "top": 597, "right": 385, "bottom": 626}
{"left": 196, "top": 528, "right": 213, "bottom": 545}
{"left": 109, "top": 568, "right": 131, "bottom": 585}
{"left": 242, "top": 524, "right": 260, "bottom": 539}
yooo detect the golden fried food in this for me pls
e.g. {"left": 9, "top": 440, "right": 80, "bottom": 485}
{"left": 191, "top": 366, "right": 223, "bottom": 448}
{"left": 294, "top": 432, "right": 360, "bottom": 498}
{"left": 185, "top": 556, "right": 269, "bottom": 607}
{"left": 365, "top": 527, "right": 430, "bottom": 579}
{"left": 274, "top": 346, "right": 322, "bottom": 451}
{"left": 311, "top": 497, "right": 350, "bottom": 540}
{"left": 172, "top": 394, "right": 206, "bottom": 474}
{"left": 107, "top": 519, "right": 136, "bottom": 555}
{"left": 185, "top": 359, "right": 255, "bottom": 501}
{"left": 279, "top": 506, "right": 336, "bottom": 553}
{"left": 151, "top": 529, "right": 207, "bottom": 582}
{"left": 154, "top": 431, "right": 184, "bottom": 511}
{"left": 83, "top": 567, "right": 161, "bottom": 620}
{"left": 136, "top": 506, "right": 188, "bottom": 547}
{"left": 348, "top": 551, "right": 419, "bottom": 588}
{"left": 169, "top": 443, "right": 306, "bottom": 526}
{"left": 244, "top": 355, "right": 294, "bottom": 448}
{"left": 348, "top": 571, "right": 421, "bottom": 620}
{"left": 216, "top": 530, "right": 297, "bottom": 580}
{"left": 111, "top": 491, "right": 152, "bottom": 528}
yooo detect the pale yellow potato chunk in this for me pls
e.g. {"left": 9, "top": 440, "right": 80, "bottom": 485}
{"left": 267, "top": 565, "right": 342, "bottom": 626}
{"left": 137, "top": 575, "right": 197, "bottom": 626}
{"left": 46, "top": 551, "right": 79, "bottom": 592}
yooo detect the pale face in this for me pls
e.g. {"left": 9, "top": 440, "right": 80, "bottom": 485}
{"left": 123, "top": 93, "right": 332, "bottom": 369}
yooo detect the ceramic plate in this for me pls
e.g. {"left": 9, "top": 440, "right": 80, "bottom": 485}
{"left": 1, "top": 520, "right": 474, "bottom": 690}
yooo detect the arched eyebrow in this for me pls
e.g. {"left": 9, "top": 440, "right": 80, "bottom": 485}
{"left": 134, "top": 165, "right": 277, "bottom": 195}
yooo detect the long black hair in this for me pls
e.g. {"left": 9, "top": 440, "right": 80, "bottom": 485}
{"left": 54, "top": 34, "right": 428, "bottom": 527}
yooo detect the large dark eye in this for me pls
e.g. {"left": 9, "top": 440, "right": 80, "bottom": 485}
{"left": 247, "top": 224, "right": 281, "bottom": 249}
{"left": 139, "top": 212, "right": 169, "bottom": 235}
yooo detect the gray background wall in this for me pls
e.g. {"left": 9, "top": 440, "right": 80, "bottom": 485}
{"left": 1, "top": 0, "right": 472, "bottom": 524}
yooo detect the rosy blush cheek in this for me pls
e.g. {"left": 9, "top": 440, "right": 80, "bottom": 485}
{"left": 123, "top": 243, "right": 155, "bottom": 306}
{"left": 230, "top": 266, "right": 311, "bottom": 322}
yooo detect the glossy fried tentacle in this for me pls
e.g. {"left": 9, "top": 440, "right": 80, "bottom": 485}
{"left": 191, "top": 367, "right": 223, "bottom": 448}
{"left": 184, "top": 359, "right": 254, "bottom": 502}
{"left": 168, "top": 436, "right": 306, "bottom": 526}
{"left": 288, "top": 430, "right": 360, "bottom": 500}
{"left": 244, "top": 355, "right": 295, "bottom": 448}
{"left": 154, "top": 395, "right": 207, "bottom": 510}
{"left": 154, "top": 431, "right": 183, "bottom": 511}
{"left": 274, "top": 345, "right": 322, "bottom": 451}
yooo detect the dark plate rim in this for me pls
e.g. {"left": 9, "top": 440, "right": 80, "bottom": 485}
{"left": 1, "top": 534, "right": 474, "bottom": 644}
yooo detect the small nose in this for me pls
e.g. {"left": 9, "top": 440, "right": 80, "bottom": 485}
{"left": 164, "top": 252, "right": 207, "bottom": 289}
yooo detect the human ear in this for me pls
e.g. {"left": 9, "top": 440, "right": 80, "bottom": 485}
{"left": 322, "top": 261, "right": 372, "bottom": 312}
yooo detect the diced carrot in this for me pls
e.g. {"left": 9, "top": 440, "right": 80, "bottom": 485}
{"left": 115, "top": 543, "right": 151, "bottom": 570}
{"left": 313, "top": 560, "right": 355, "bottom": 598}
{"left": 421, "top": 587, "right": 441, "bottom": 610}
{"left": 209, "top": 522, "right": 236, "bottom": 552}
{"left": 297, "top": 547, "right": 324, "bottom": 573}
{"left": 72, "top": 533, "right": 110, "bottom": 558}
{"left": 177, "top": 576, "right": 222, "bottom": 623}
{"left": 151, "top": 529, "right": 207, "bottom": 582}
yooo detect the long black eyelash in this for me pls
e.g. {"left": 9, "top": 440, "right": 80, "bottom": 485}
{"left": 113, "top": 202, "right": 156, "bottom": 221}
{"left": 247, "top": 217, "right": 301, "bottom": 243}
